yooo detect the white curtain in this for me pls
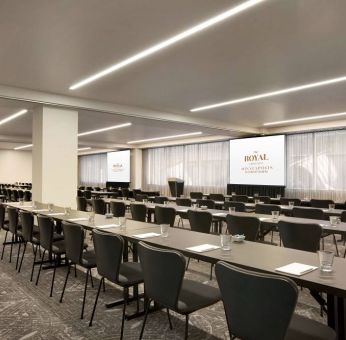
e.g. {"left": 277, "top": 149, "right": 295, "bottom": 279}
{"left": 286, "top": 130, "right": 346, "bottom": 201}
{"left": 143, "top": 141, "right": 230, "bottom": 195}
{"left": 78, "top": 153, "right": 107, "bottom": 187}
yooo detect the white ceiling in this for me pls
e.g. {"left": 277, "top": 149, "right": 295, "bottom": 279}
{"left": 0, "top": 0, "right": 346, "bottom": 147}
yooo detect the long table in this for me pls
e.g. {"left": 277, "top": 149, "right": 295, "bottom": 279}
{"left": 4, "top": 201, "right": 346, "bottom": 339}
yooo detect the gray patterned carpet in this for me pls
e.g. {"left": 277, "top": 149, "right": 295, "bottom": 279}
{"left": 0, "top": 225, "right": 337, "bottom": 340}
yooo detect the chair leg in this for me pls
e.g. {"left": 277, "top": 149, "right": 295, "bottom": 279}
{"left": 210, "top": 263, "right": 213, "bottom": 280}
{"left": 30, "top": 245, "right": 38, "bottom": 282}
{"left": 35, "top": 249, "right": 46, "bottom": 285}
{"left": 102, "top": 277, "right": 106, "bottom": 292}
{"left": 50, "top": 255, "right": 57, "bottom": 297}
{"left": 185, "top": 314, "right": 189, "bottom": 340}
{"left": 9, "top": 234, "right": 14, "bottom": 263}
{"left": 332, "top": 234, "right": 339, "bottom": 257}
{"left": 15, "top": 238, "right": 22, "bottom": 270}
{"left": 74, "top": 263, "right": 77, "bottom": 277}
{"left": 90, "top": 270, "right": 94, "bottom": 288}
{"left": 1, "top": 230, "right": 8, "bottom": 260}
{"left": 167, "top": 308, "right": 173, "bottom": 330}
{"left": 89, "top": 277, "right": 103, "bottom": 326}
{"left": 81, "top": 268, "right": 90, "bottom": 319}
{"left": 60, "top": 261, "right": 71, "bottom": 303}
{"left": 120, "top": 288, "right": 128, "bottom": 340}
{"left": 18, "top": 241, "right": 27, "bottom": 273}
{"left": 139, "top": 298, "right": 151, "bottom": 340}
{"left": 186, "top": 257, "right": 190, "bottom": 271}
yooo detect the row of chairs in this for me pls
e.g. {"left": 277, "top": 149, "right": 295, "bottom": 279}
{"left": 0, "top": 188, "right": 31, "bottom": 202}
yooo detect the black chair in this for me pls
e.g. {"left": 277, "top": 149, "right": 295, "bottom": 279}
{"left": 12, "top": 190, "right": 19, "bottom": 202}
{"left": 89, "top": 230, "right": 143, "bottom": 339}
{"left": 311, "top": 199, "right": 335, "bottom": 209}
{"left": 176, "top": 198, "right": 192, "bottom": 207}
{"left": 92, "top": 199, "right": 106, "bottom": 215}
{"left": 18, "top": 190, "right": 24, "bottom": 199}
{"left": 292, "top": 207, "right": 324, "bottom": 220}
{"left": 226, "top": 215, "right": 260, "bottom": 241}
{"left": 215, "top": 262, "right": 336, "bottom": 340}
{"left": 110, "top": 201, "right": 126, "bottom": 217}
{"left": 278, "top": 220, "right": 322, "bottom": 252}
{"left": 23, "top": 191, "right": 31, "bottom": 201}
{"left": 209, "top": 193, "right": 225, "bottom": 201}
{"left": 257, "top": 195, "right": 271, "bottom": 204}
{"left": 255, "top": 204, "right": 281, "bottom": 215}
{"left": 35, "top": 215, "right": 66, "bottom": 297}
{"left": 154, "top": 196, "right": 169, "bottom": 204}
{"left": 84, "top": 190, "right": 92, "bottom": 199}
{"left": 7, "top": 207, "right": 23, "bottom": 268}
{"left": 76, "top": 196, "right": 87, "bottom": 211}
{"left": 232, "top": 195, "right": 249, "bottom": 203}
{"left": 0, "top": 204, "right": 10, "bottom": 260}
{"left": 121, "top": 188, "right": 130, "bottom": 199}
{"left": 190, "top": 192, "right": 203, "bottom": 199}
{"left": 187, "top": 210, "right": 212, "bottom": 234}
{"left": 60, "top": 222, "right": 96, "bottom": 319}
{"left": 135, "top": 194, "right": 148, "bottom": 202}
{"left": 155, "top": 206, "right": 176, "bottom": 227}
{"left": 196, "top": 199, "right": 215, "bottom": 209}
{"left": 224, "top": 201, "right": 246, "bottom": 212}
{"left": 280, "top": 198, "right": 302, "bottom": 206}
{"left": 138, "top": 242, "right": 220, "bottom": 340}
{"left": 130, "top": 204, "right": 147, "bottom": 222}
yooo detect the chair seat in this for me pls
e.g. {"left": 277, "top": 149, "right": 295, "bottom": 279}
{"left": 81, "top": 250, "right": 97, "bottom": 268}
{"left": 118, "top": 262, "right": 143, "bottom": 286}
{"left": 176, "top": 279, "right": 221, "bottom": 314}
{"left": 51, "top": 240, "right": 66, "bottom": 254}
{"left": 285, "top": 314, "right": 336, "bottom": 340}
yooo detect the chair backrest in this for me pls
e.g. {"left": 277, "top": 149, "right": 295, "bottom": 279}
{"left": 292, "top": 207, "right": 324, "bottom": 220}
{"left": 138, "top": 242, "right": 185, "bottom": 310}
{"left": 176, "top": 198, "right": 191, "bottom": 207}
{"left": 20, "top": 211, "right": 34, "bottom": 242}
{"left": 92, "top": 198, "right": 106, "bottom": 215}
{"left": 23, "top": 191, "right": 31, "bottom": 201}
{"left": 341, "top": 210, "right": 346, "bottom": 222}
{"left": 84, "top": 190, "right": 92, "bottom": 199}
{"left": 18, "top": 190, "right": 24, "bottom": 199}
{"left": 224, "top": 201, "right": 246, "bottom": 212}
{"left": 226, "top": 215, "right": 260, "bottom": 241}
{"left": 8, "top": 207, "right": 19, "bottom": 234}
{"left": 190, "top": 192, "right": 203, "bottom": 199}
{"left": 278, "top": 220, "right": 322, "bottom": 252}
{"left": 37, "top": 215, "right": 55, "bottom": 250}
{"left": 0, "top": 204, "right": 5, "bottom": 229}
{"left": 110, "top": 201, "right": 126, "bottom": 217}
{"left": 130, "top": 203, "right": 147, "bottom": 222}
{"left": 121, "top": 188, "right": 130, "bottom": 198}
{"left": 196, "top": 199, "right": 215, "bottom": 209}
{"left": 280, "top": 198, "right": 301, "bottom": 206}
{"left": 187, "top": 210, "right": 212, "bottom": 234}
{"left": 76, "top": 196, "right": 87, "bottom": 211}
{"left": 154, "top": 196, "right": 168, "bottom": 204}
{"left": 77, "top": 190, "right": 83, "bottom": 197}
{"left": 155, "top": 206, "right": 176, "bottom": 227}
{"left": 62, "top": 222, "right": 84, "bottom": 264}
{"left": 209, "top": 193, "right": 225, "bottom": 201}
{"left": 310, "top": 199, "right": 334, "bottom": 209}
{"left": 92, "top": 229, "right": 124, "bottom": 283}
{"left": 258, "top": 196, "right": 271, "bottom": 204}
{"left": 232, "top": 195, "right": 249, "bottom": 203}
{"left": 135, "top": 194, "right": 148, "bottom": 202}
{"left": 215, "top": 261, "right": 298, "bottom": 340}
{"left": 12, "top": 190, "right": 19, "bottom": 201}
{"left": 255, "top": 204, "right": 281, "bottom": 215}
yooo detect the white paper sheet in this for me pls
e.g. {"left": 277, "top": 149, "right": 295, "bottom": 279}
{"left": 133, "top": 232, "right": 161, "bottom": 239}
{"left": 96, "top": 224, "right": 120, "bottom": 229}
{"left": 47, "top": 212, "right": 65, "bottom": 216}
{"left": 68, "top": 217, "right": 89, "bottom": 222}
{"left": 186, "top": 244, "right": 220, "bottom": 253}
{"left": 275, "top": 262, "right": 317, "bottom": 276}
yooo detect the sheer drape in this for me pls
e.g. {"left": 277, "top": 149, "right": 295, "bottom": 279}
{"left": 143, "top": 141, "right": 230, "bottom": 195}
{"left": 286, "top": 130, "right": 346, "bottom": 201}
{"left": 78, "top": 153, "right": 107, "bottom": 187}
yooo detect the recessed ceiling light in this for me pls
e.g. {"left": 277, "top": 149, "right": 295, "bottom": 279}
{"left": 69, "top": 0, "right": 266, "bottom": 90}
{"left": 78, "top": 122, "right": 132, "bottom": 137}
{"left": 0, "top": 109, "right": 28, "bottom": 125}
{"left": 263, "top": 112, "right": 346, "bottom": 126}
{"left": 190, "top": 75, "right": 346, "bottom": 112}
{"left": 14, "top": 144, "right": 32, "bottom": 150}
{"left": 78, "top": 147, "right": 92, "bottom": 151}
{"left": 127, "top": 132, "right": 202, "bottom": 144}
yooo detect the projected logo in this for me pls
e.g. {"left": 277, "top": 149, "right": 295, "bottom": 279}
{"left": 242, "top": 151, "right": 273, "bottom": 174}
{"left": 111, "top": 163, "right": 124, "bottom": 173}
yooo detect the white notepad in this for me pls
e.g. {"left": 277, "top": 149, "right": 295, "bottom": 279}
{"left": 96, "top": 224, "right": 120, "bottom": 229}
{"left": 68, "top": 217, "right": 89, "bottom": 222}
{"left": 186, "top": 244, "right": 220, "bottom": 253}
{"left": 32, "top": 209, "right": 49, "bottom": 212}
{"left": 21, "top": 205, "right": 33, "bottom": 208}
{"left": 213, "top": 213, "right": 226, "bottom": 217}
{"left": 177, "top": 209, "right": 188, "bottom": 213}
{"left": 259, "top": 217, "right": 271, "bottom": 222}
{"left": 47, "top": 212, "right": 65, "bottom": 216}
{"left": 275, "top": 263, "right": 317, "bottom": 276}
{"left": 133, "top": 232, "right": 161, "bottom": 239}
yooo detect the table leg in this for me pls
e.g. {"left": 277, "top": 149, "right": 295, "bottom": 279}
{"left": 327, "top": 294, "right": 346, "bottom": 340}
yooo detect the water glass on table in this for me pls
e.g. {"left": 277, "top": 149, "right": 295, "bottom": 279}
{"left": 160, "top": 224, "right": 169, "bottom": 237}
{"left": 318, "top": 250, "right": 334, "bottom": 272}
{"left": 329, "top": 203, "right": 335, "bottom": 211}
{"left": 271, "top": 210, "right": 280, "bottom": 220}
{"left": 228, "top": 207, "right": 236, "bottom": 214}
{"left": 288, "top": 201, "right": 295, "bottom": 208}
{"left": 220, "top": 234, "right": 231, "bottom": 251}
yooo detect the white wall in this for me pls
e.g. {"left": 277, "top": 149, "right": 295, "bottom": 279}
{"left": 0, "top": 150, "right": 32, "bottom": 183}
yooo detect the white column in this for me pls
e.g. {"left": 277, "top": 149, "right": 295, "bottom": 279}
{"left": 32, "top": 106, "right": 78, "bottom": 208}
{"left": 131, "top": 148, "right": 142, "bottom": 189}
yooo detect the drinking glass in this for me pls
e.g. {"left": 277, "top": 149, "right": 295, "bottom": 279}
{"left": 143, "top": 199, "right": 148, "bottom": 203}
{"left": 220, "top": 234, "right": 231, "bottom": 251}
{"left": 47, "top": 203, "right": 54, "bottom": 212}
{"left": 318, "top": 250, "right": 334, "bottom": 272}
{"left": 254, "top": 193, "right": 259, "bottom": 197}
{"left": 329, "top": 216, "right": 338, "bottom": 226}
{"left": 288, "top": 201, "right": 295, "bottom": 207}
{"left": 19, "top": 198, "right": 24, "bottom": 206}
{"left": 64, "top": 207, "right": 71, "bottom": 215}
{"left": 328, "top": 204, "right": 335, "bottom": 211}
{"left": 231, "top": 192, "right": 236, "bottom": 196}
{"left": 254, "top": 199, "right": 260, "bottom": 204}
{"left": 119, "top": 217, "right": 126, "bottom": 230}
{"left": 228, "top": 207, "right": 236, "bottom": 214}
{"left": 271, "top": 210, "right": 280, "bottom": 220}
{"left": 88, "top": 211, "right": 95, "bottom": 224}
{"left": 164, "top": 201, "right": 168, "bottom": 206}
{"left": 276, "top": 194, "right": 281, "bottom": 199}
{"left": 192, "top": 203, "right": 198, "bottom": 210}
{"left": 160, "top": 224, "right": 169, "bottom": 237}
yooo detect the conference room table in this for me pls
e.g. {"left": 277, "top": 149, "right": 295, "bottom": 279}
{"left": 4, "top": 200, "right": 346, "bottom": 339}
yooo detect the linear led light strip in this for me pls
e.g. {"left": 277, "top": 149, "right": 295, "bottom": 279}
{"left": 69, "top": 0, "right": 266, "bottom": 90}
{"left": 14, "top": 144, "right": 32, "bottom": 150}
{"left": 264, "top": 112, "right": 346, "bottom": 126}
{"left": 190, "top": 75, "right": 346, "bottom": 112}
{"left": 78, "top": 122, "right": 132, "bottom": 136}
{"left": 78, "top": 147, "right": 92, "bottom": 151}
{"left": 128, "top": 132, "right": 202, "bottom": 144}
{"left": 0, "top": 109, "right": 28, "bottom": 125}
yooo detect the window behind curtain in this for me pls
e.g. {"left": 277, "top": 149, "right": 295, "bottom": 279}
{"left": 78, "top": 153, "right": 107, "bottom": 187}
